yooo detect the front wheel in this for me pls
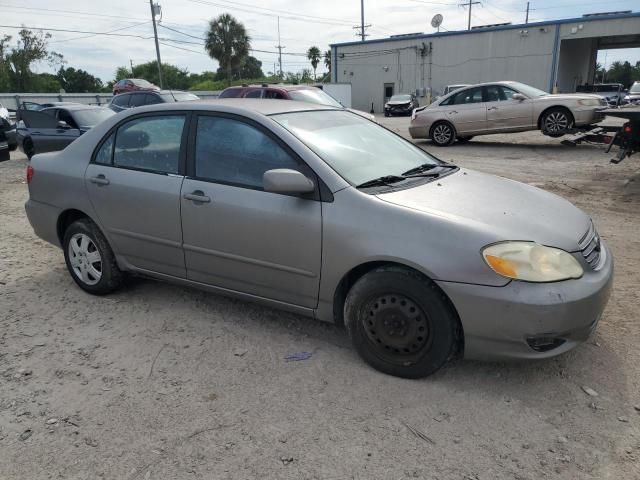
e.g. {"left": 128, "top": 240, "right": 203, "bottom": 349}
{"left": 63, "top": 218, "right": 123, "bottom": 295}
{"left": 430, "top": 121, "right": 456, "bottom": 146}
{"left": 541, "top": 108, "right": 573, "bottom": 137}
{"left": 344, "top": 267, "right": 460, "bottom": 378}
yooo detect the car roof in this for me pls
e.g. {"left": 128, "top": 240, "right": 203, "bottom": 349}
{"left": 43, "top": 104, "right": 109, "bottom": 112}
{"left": 123, "top": 98, "right": 340, "bottom": 116}
{"left": 225, "top": 84, "right": 318, "bottom": 92}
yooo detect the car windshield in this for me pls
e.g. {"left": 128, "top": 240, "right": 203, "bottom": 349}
{"left": 509, "top": 82, "right": 548, "bottom": 97}
{"left": 390, "top": 95, "right": 412, "bottom": 102}
{"left": 288, "top": 89, "right": 343, "bottom": 108}
{"left": 160, "top": 92, "right": 200, "bottom": 102}
{"left": 630, "top": 83, "right": 640, "bottom": 93}
{"left": 132, "top": 79, "right": 153, "bottom": 87}
{"left": 273, "top": 110, "right": 441, "bottom": 186}
{"left": 73, "top": 108, "right": 115, "bottom": 127}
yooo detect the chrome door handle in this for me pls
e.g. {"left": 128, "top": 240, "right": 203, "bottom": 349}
{"left": 487, "top": 106, "right": 498, "bottom": 111}
{"left": 448, "top": 110, "right": 458, "bottom": 115}
{"left": 89, "top": 175, "right": 110, "bottom": 186}
{"left": 183, "top": 191, "right": 211, "bottom": 203}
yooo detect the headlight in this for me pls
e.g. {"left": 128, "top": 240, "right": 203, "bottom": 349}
{"left": 577, "top": 99, "right": 600, "bottom": 107}
{"left": 482, "top": 242, "right": 583, "bottom": 282}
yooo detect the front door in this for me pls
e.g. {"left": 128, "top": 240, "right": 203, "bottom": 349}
{"left": 180, "top": 114, "right": 322, "bottom": 308}
{"left": 484, "top": 85, "right": 534, "bottom": 131}
{"left": 443, "top": 86, "right": 486, "bottom": 134}
{"left": 18, "top": 109, "right": 78, "bottom": 154}
{"left": 85, "top": 113, "right": 188, "bottom": 277}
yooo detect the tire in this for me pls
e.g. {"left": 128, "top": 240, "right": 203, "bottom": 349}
{"left": 344, "top": 266, "right": 459, "bottom": 378}
{"left": 23, "top": 138, "right": 34, "bottom": 160}
{"left": 62, "top": 218, "right": 123, "bottom": 295}
{"left": 384, "top": 112, "right": 390, "bottom": 117}
{"left": 540, "top": 107, "right": 573, "bottom": 137}
{"left": 457, "top": 136, "right": 473, "bottom": 143}
{"left": 430, "top": 121, "right": 456, "bottom": 146}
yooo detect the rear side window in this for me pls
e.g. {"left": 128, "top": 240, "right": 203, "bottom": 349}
{"left": 95, "top": 134, "right": 114, "bottom": 165}
{"left": 194, "top": 115, "right": 299, "bottom": 189}
{"left": 264, "top": 90, "right": 285, "bottom": 99}
{"left": 113, "top": 95, "right": 130, "bottom": 107}
{"left": 245, "top": 90, "right": 263, "bottom": 98}
{"left": 144, "top": 94, "right": 163, "bottom": 105}
{"left": 219, "top": 89, "right": 242, "bottom": 98}
{"left": 113, "top": 115, "right": 186, "bottom": 174}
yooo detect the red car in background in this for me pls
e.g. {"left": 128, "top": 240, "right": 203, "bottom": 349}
{"left": 112, "top": 78, "right": 160, "bottom": 96}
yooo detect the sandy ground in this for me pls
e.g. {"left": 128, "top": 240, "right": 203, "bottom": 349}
{"left": 1, "top": 118, "right": 639, "bottom": 479}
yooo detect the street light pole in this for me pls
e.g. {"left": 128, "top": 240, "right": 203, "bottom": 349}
{"left": 149, "top": 0, "right": 164, "bottom": 88}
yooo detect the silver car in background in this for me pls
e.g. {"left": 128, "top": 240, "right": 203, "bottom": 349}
{"left": 410, "top": 81, "right": 607, "bottom": 146}
{"left": 25, "top": 100, "right": 613, "bottom": 378}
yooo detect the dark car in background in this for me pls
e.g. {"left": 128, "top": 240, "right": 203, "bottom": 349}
{"left": 112, "top": 78, "right": 160, "bottom": 96}
{"left": 109, "top": 90, "right": 200, "bottom": 113}
{"left": 16, "top": 105, "right": 114, "bottom": 159}
{"left": 384, "top": 94, "right": 419, "bottom": 117}
{"left": 219, "top": 84, "right": 375, "bottom": 120}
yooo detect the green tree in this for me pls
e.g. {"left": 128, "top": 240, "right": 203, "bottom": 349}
{"left": 239, "top": 56, "right": 263, "bottom": 79}
{"left": 324, "top": 49, "right": 331, "bottom": 72}
{"left": 114, "top": 61, "right": 191, "bottom": 90}
{"left": 307, "top": 46, "right": 321, "bottom": 80}
{"left": 57, "top": 67, "right": 103, "bottom": 92}
{"left": 205, "top": 13, "right": 251, "bottom": 86}
{"left": 3, "top": 28, "right": 63, "bottom": 92}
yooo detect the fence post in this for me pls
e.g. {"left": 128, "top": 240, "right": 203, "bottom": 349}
{"left": 14, "top": 94, "right": 20, "bottom": 111}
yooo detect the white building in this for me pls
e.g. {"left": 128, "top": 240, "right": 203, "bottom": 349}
{"left": 331, "top": 12, "right": 640, "bottom": 113}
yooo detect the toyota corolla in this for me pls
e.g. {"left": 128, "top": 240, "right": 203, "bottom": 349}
{"left": 25, "top": 99, "right": 613, "bottom": 378}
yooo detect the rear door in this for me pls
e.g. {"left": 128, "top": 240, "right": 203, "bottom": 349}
{"left": 484, "top": 85, "right": 534, "bottom": 132}
{"left": 443, "top": 86, "right": 486, "bottom": 134}
{"left": 85, "top": 113, "right": 189, "bottom": 277}
{"left": 180, "top": 113, "right": 322, "bottom": 307}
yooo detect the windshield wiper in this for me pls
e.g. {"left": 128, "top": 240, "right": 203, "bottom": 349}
{"left": 356, "top": 175, "right": 407, "bottom": 189}
{"left": 401, "top": 163, "right": 456, "bottom": 176}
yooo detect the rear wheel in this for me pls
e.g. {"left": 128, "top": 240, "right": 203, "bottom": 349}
{"left": 23, "top": 138, "right": 35, "bottom": 160}
{"left": 541, "top": 107, "right": 573, "bottom": 137}
{"left": 344, "top": 266, "right": 459, "bottom": 378}
{"left": 430, "top": 121, "right": 456, "bottom": 146}
{"left": 63, "top": 218, "right": 123, "bottom": 295}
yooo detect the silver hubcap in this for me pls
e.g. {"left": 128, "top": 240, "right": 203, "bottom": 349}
{"left": 68, "top": 233, "right": 102, "bottom": 286}
{"left": 433, "top": 124, "right": 452, "bottom": 144}
{"left": 544, "top": 112, "right": 569, "bottom": 133}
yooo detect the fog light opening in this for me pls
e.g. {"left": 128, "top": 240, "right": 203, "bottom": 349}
{"left": 526, "top": 336, "right": 566, "bottom": 353}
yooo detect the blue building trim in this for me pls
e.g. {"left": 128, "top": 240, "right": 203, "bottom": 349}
{"left": 330, "top": 12, "right": 640, "bottom": 48}
{"left": 549, "top": 25, "right": 561, "bottom": 92}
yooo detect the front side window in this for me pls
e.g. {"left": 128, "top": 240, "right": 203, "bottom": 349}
{"left": 264, "top": 90, "right": 285, "bottom": 99}
{"left": 452, "top": 87, "right": 483, "bottom": 105}
{"left": 245, "top": 90, "right": 263, "bottom": 98}
{"left": 113, "top": 115, "right": 185, "bottom": 174}
{"left": 500, "top": 86, "right": 518, "bottom": 100}
{"left": 129, "top": 94, "right": 146, "bottom": 107}
{"left": 194, "top": 115, "right": 299, "bottom": 189}
{"left": 113, "top": 95, "right": 130, "bottom": 107}
{"left": 273, "top": 110, "right": 441, "bottom": 186}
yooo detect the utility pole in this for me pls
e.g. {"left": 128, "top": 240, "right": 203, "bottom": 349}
{"left": 353, "top": 0, "right": 371, "bottom": 41}
{"left": 275, "top": 17, "right": 285, "bottom": 79}
{"left": 149, "top": 0, "right": 164, "bottom": 88}
{"left": 130, "top": 59, "right": 135, "bottom": 76}
{"left": 525, "top": 1, "right": 530, "bottom": 24}
{"left": 460, "top": 0, "right": 481, "bottom": 30}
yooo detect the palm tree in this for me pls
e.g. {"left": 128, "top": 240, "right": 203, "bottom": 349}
{"left": 307, "top": 46, "right": 321, "bottom": 81}
{"left": 324, "top": 49, "right": 331, "bottom": 74}
{"left": 205, "top": 14, "right": 250, "bottom": 86}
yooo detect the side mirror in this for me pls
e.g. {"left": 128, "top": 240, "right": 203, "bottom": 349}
{"left": 57, "top": 120, "right": 70, "bottom": 129}
{"left": 263, "top": 168, "right": 315, "bottom": 195}
{"left": 512, "top": 93, "right": 526, "bottom": 101}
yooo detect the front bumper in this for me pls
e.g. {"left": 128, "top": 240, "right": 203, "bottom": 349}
{"left": 574, "top": 107, "right": 606, "bottom": 126}
{"left": 436, "top": 241, "right": 614, "bottom": 360}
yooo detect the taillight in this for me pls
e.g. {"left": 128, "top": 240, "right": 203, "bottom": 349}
{"left": 623, "top": 122, "right": 632, "bottom": 134}
{"left": 26, "top": 165, "right": 34, "bottom": 184}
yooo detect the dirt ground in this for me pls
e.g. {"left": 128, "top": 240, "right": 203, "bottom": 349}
{"left": 1, "top": 117, "right": 639, "bottom": 479}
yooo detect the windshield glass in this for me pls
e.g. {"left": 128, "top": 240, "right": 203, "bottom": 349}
{"left": 132, "top": 79, "right": 153, "bottom": 87}
{"left": 630, "top": 83, "right": 640, "bottom": 93}
{"left": 273, "top": 110, "right": 440, "bottom": 186}
{"left": 510, "top": 82, "right": 548, "bottom": 97}
{"left": 288, "top": 89, "right": 343, "bottom": 108}
{"left": 160, "top": 92, "right": 200, "bottom": 102}
{"left": 390, "top": 95, "right": 411, "bottom": 102}
{"left": 73, "top": 108, "right": 115, "bottom": 127}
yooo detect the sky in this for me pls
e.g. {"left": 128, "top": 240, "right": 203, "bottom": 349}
{"left": 0, "top": 0, "right": 639, "bottom": 83}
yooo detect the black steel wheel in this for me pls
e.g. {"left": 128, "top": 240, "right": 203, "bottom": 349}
{"left": 345, "top": 266, "right": 460, "bottom": 378}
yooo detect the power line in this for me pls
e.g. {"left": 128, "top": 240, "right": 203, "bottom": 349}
{"left": 0, "top": 3, "right": 149, "bottom": 22}
{"left": 49, "top": 21, "right": 150, "bottom": 44}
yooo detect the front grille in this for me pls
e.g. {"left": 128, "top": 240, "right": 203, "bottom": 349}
{"left": 578, "top": 222, "right": 602, "bottom": 270}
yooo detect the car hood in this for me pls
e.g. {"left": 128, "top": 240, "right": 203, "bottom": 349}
{"left": 540, "top": 93, "right": 603, "bottom": 101}
{"left": 376, "top": 168, "right": 591, "bottom": 252}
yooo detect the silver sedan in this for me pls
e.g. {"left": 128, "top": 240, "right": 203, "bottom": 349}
{"left": 25, "top": 99, "right": 613, "bottom": 378}
{"left": 410, "top": 81, "right": 607, "bottom": 146}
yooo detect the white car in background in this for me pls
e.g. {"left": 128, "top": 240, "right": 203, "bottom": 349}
{"left": 0, "top": 102, "right": 9, "bottom": 121}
